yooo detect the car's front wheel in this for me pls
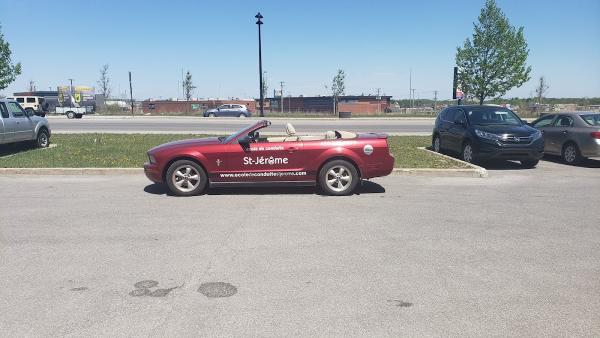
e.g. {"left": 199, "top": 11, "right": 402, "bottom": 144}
{"left": 319, "top": 160, "right": 359, "bottom": 196}
{"left": 36, "top": 129, "right": 50, "bottom": 148}
{"left": 208, "top": 113, "right": 216, "bottom": 117}
{"left": 239, "top": 113, "right": 246, "bottom": 118}
{"left": 461, "top": 142, "right": 474, "bottom": 163}
{"left": 520, "top": 159, "right": 539, "bottom": 168}
{"left": 165, "top": 160, "right": 208, "bottom": 196}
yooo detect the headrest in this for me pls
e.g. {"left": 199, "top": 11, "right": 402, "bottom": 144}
{"left": 325, "top": 130, "right": 336, "bottom": 139}
{"left": 285, "top": 123, "right": 296, "bottom": 136}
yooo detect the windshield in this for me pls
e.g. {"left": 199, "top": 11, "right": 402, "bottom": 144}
{"left": 580, "top": 114, "right": 600, "bottom": 126}
{"left": 222, "top": 125, "right": 251, "bottom": 143}
{"left": 466, "top": 107, "right": 522, "bottom": 126}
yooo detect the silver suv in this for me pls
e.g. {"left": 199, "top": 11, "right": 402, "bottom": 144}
{"left": 203, "top": 104, "right": 251, "bottom": 118}
{"left": 0, "top": 99, "right": 51, "bottom": 148}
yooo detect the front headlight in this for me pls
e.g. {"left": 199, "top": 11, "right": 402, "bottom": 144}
{"left": 148, "top": 153, "right": 156, "bottom": 164}
{"left": 531, "top": 130, "right": 542, "bottom": 140}
{"left": 475, "top": 129, "right": 501, "bottom": 141}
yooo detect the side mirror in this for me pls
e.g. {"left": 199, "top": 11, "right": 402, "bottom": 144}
{"left": 238, "top": 134, "right": 252, "bottom": 144}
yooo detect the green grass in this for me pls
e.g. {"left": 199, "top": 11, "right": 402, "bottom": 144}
{"left": 0, "top": 134, "right": 467, "bottom": 169}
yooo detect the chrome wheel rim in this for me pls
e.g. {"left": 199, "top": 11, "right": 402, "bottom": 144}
{"left": 209, "top": 113, "right": 215, "bottom": 117}
{"left": 463, "top": 145, "right": 473, "bottom": 163}
{"left": 39, "top": 133, "right": 48, "bottom": 147}
{"left": 325, "top": 165, "right": 352, "bottom": 192}
{"left": 239, "top": 114, "right": 246, "bottom": 118}
{"left": 172, "top": 165, "right": 201, "bottom": 192}
{"left": 433, "top": 137, "right": 440, "bottom": 152}
{"left": 564, "top": 146, "right": 576, "bottom": 163}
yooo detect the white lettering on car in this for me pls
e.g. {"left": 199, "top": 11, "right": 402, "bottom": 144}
{"left": 243, "top": 156, "right": 289, "bottom": 165}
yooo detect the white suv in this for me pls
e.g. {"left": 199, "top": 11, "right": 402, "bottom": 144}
{"left": 6, "top": 96, "right": 46, "bottom": 116}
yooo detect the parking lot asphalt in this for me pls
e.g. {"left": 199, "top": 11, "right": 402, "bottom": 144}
{"left": 1, "top": 159, "right": 598, "bottom": 336}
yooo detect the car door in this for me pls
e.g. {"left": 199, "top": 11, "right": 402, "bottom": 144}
{"left": 530, "top": 114, "right": 557, "bottom": 153}
{"left": 437, "top": 108, "right": 455, "bottom": 151}
{"left": 5, "top": 102, "right": 34, "bottom": 141}
{"left": 218, "top": 138, "right": 306, "bottom": 183}
{"left": 546, "top": 115, "right": 574, "bottom": 154}
{"left": 0, "top": 103, "right": 15, "bottom": 143}
{"left": 220, "top": 105, "right": 233, "bottom": 117}
{"left": 448, "top": 108, "right": 468, "bottom": 152}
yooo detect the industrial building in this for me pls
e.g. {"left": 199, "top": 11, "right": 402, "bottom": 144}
{"left": 268, "top": 95, "right": 392, "bottom": 115}
{"left": 141, "top": 99, "right": 257, "bottom": 114}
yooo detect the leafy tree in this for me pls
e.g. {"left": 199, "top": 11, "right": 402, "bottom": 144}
{"left": 331, "top": 69, "right": 345, "bottom": 116}
{"left": 97, "top": 64, "right": 111, "bottom": 98}
{"left": 535, "top": 76, "right": 549, "bottom": 105}
{"left": 183, "top": 71, "right": 196, "bottom": 101}
{"left": 0, "top": 24, "right": 22, "bottom": 91}
{"left": 456, "top": 0, "right": 531, "bottom": 104}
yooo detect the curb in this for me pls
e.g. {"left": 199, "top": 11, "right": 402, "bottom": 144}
{"left": 391, "top": 168, "right": 486, "bottom": 178}
{"left": 417, "top": 147, "right": 489, "bottom": 178}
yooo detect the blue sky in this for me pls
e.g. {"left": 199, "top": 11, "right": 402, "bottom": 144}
{"left": 1, "top": 0, "right": 599, "bottom": 100}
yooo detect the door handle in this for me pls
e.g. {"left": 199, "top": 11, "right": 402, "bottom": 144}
{"left": 562, "top": 130, "right": 568, "bottom": 134}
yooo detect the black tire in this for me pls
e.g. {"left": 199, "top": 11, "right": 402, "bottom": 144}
{"left": 36, "top": 128, "right": 50, "bottom": 148}
{"left": 520, "top": 159, "right": 539, "bottom": 168}
{"left": 461, "top": 142, "right": 474, "bottom": 163}
{"left": 562, "top": 143, "right": 582, "bottom": 165}
{"left": 318, "top": 159, "right": 359, "bottom": 196}
{"left": 66, "top": 111, "right": 75, "bottom": 119}
{"left": 165, "top": 160, "right": 208, "bottom": 196}
{"left": 75, "top": 113, "right": 83, "bottom": 119}
{"left": 432, "top": 134, "right": 441, "bottom": 153}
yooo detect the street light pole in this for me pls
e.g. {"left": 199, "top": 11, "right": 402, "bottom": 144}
{"left": 68, "top": 78, "right": 73, "bottom": 108}
{"left": 255, "top": 12, "right": 264, "bottom": 117}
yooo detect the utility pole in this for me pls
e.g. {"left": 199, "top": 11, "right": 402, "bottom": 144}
{"left": 377, "top": 88, "right": 381, "bottom": 114}
{"left": 255, "top": 12, "right": 264, "bottom": 117}
{"left": 280, "top": 81, "right": 284, "bottom": 113}
{"left": 181, "top": 69, "right": 184, "bottom": 101}
{"left": 129, "top": 71, "right": 134, "bottom": 117}
{"left": 433, "top": 90, "right": 438, "bottom": 110}
{"left": 411, "top": 89, "right": 416, "bottom": 110}
{"left": 409, "top": 68, "right": 412, "bottom": 110}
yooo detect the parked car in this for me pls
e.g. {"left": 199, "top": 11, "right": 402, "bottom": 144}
{"left": 529, "top": 112, "right": 600, "bottom": 165}
{"left": 144, "top": 120, "right": 394, "bottom": 196}
{"left": 203, "top": 104, "right": 251, "bottom": 118}
{"left": 5, "top": 96, "right": 47, "bottom": 117}
{"left": 0, "top": 99, "right": 51, "bottom": 148}
{"left": 432, "top": 105, "right": 544, "bottom": 167}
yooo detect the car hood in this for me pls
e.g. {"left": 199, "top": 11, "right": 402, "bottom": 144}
{"left": 473, "top": 124, "right": 536, "bottom": 136}
{"left": 149, "top": 137, "right": 221, "bottom": 153}
{"left": 29, "top": 115, "right": 47, "bottom": 124}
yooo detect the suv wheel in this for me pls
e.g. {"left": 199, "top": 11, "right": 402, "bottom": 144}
{"left": 36, "top": 129, "right": 50, "bottom": 148}
{"left": 432, "top": 135, "right": 441, "bottom": 153}
{"left": 319, "top": 160, "right": 359, "bottom": 196}
{"left": 562, "top": 143, "right": 582, "bottom": 165}
{"left": 461, "top": 142, "right": 474, "bottom": 163}
{"left": 165, "top": 160, "right": 208, "bottom": 196}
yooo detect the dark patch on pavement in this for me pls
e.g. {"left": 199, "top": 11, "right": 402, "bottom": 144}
{"left": 70, "top": 287, "right": 88, "bottom": 291}
{"left": 129, "top": 280, "right": 182, "bottom": 297}
{"left": 198, "top": 282, "right": 237, "bottom": 298}
{"left": 388, "top": 299, "right": 413, "bottom": 307}
{"left": 134, "top": 280, "right": 158, "bottom": 289}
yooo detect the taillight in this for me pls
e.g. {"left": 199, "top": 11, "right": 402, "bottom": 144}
{"left": 591, "top": 131, "right": 600, "bottom": 139}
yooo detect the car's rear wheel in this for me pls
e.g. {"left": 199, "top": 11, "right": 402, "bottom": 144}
{"left": 208, "top": 113, "right": 216, "bottom": 117}
{"left": 66, "top": 111, "right": 75, "bottom": 119}
{"left": 562, "top": 143, "right": 582, "bottom": 165}
{"left": 319, "top": 160, "right": 359, "bottom": 196}
{"left": 461, "top": 142, "right": 474, "bottom": 163}
{"left": 239, "top": 113, "right": 246, "bottom": 118}
{"left": 36, "top": 129, "right": 50, "bottom": 148}
{"left": 432, "top": 135, "right": 441, "bottom": 153}
{"left": 165, "top": 160, "right": 207, "bottom": 196}
{"left": 520, "top": 159, "right": 539, "bottom": 168}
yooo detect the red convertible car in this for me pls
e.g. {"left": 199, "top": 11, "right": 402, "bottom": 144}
{"left": 144, "top": 120, "right": 394, "bottom": 196}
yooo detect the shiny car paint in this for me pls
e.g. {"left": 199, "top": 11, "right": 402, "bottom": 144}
{"left": 144, "top": 120, "right": 394, "bottom": 189}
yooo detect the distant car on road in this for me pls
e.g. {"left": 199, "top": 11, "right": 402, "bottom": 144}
{"left": 432, "top": 105, "right": 544, "bottom": 167}
{"left": 144, "top": 120, "right": 394, "bottom": 196}
{"left": 529, "top": 112, "right": 600, "bottom": 165}
{"left": 203, "top": 104, "right": 251, "bottom": 118}
{"left": 0, "top": 99, "right": 51, "bottom": 148}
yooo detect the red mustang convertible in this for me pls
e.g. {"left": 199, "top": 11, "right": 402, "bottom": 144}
{"left": 144, "top": 120, "right": 394, "bottom": 196}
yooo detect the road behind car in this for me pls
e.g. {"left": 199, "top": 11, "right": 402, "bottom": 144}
{"left": 1, "top": 160, "right": 598, "bottom": 336}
